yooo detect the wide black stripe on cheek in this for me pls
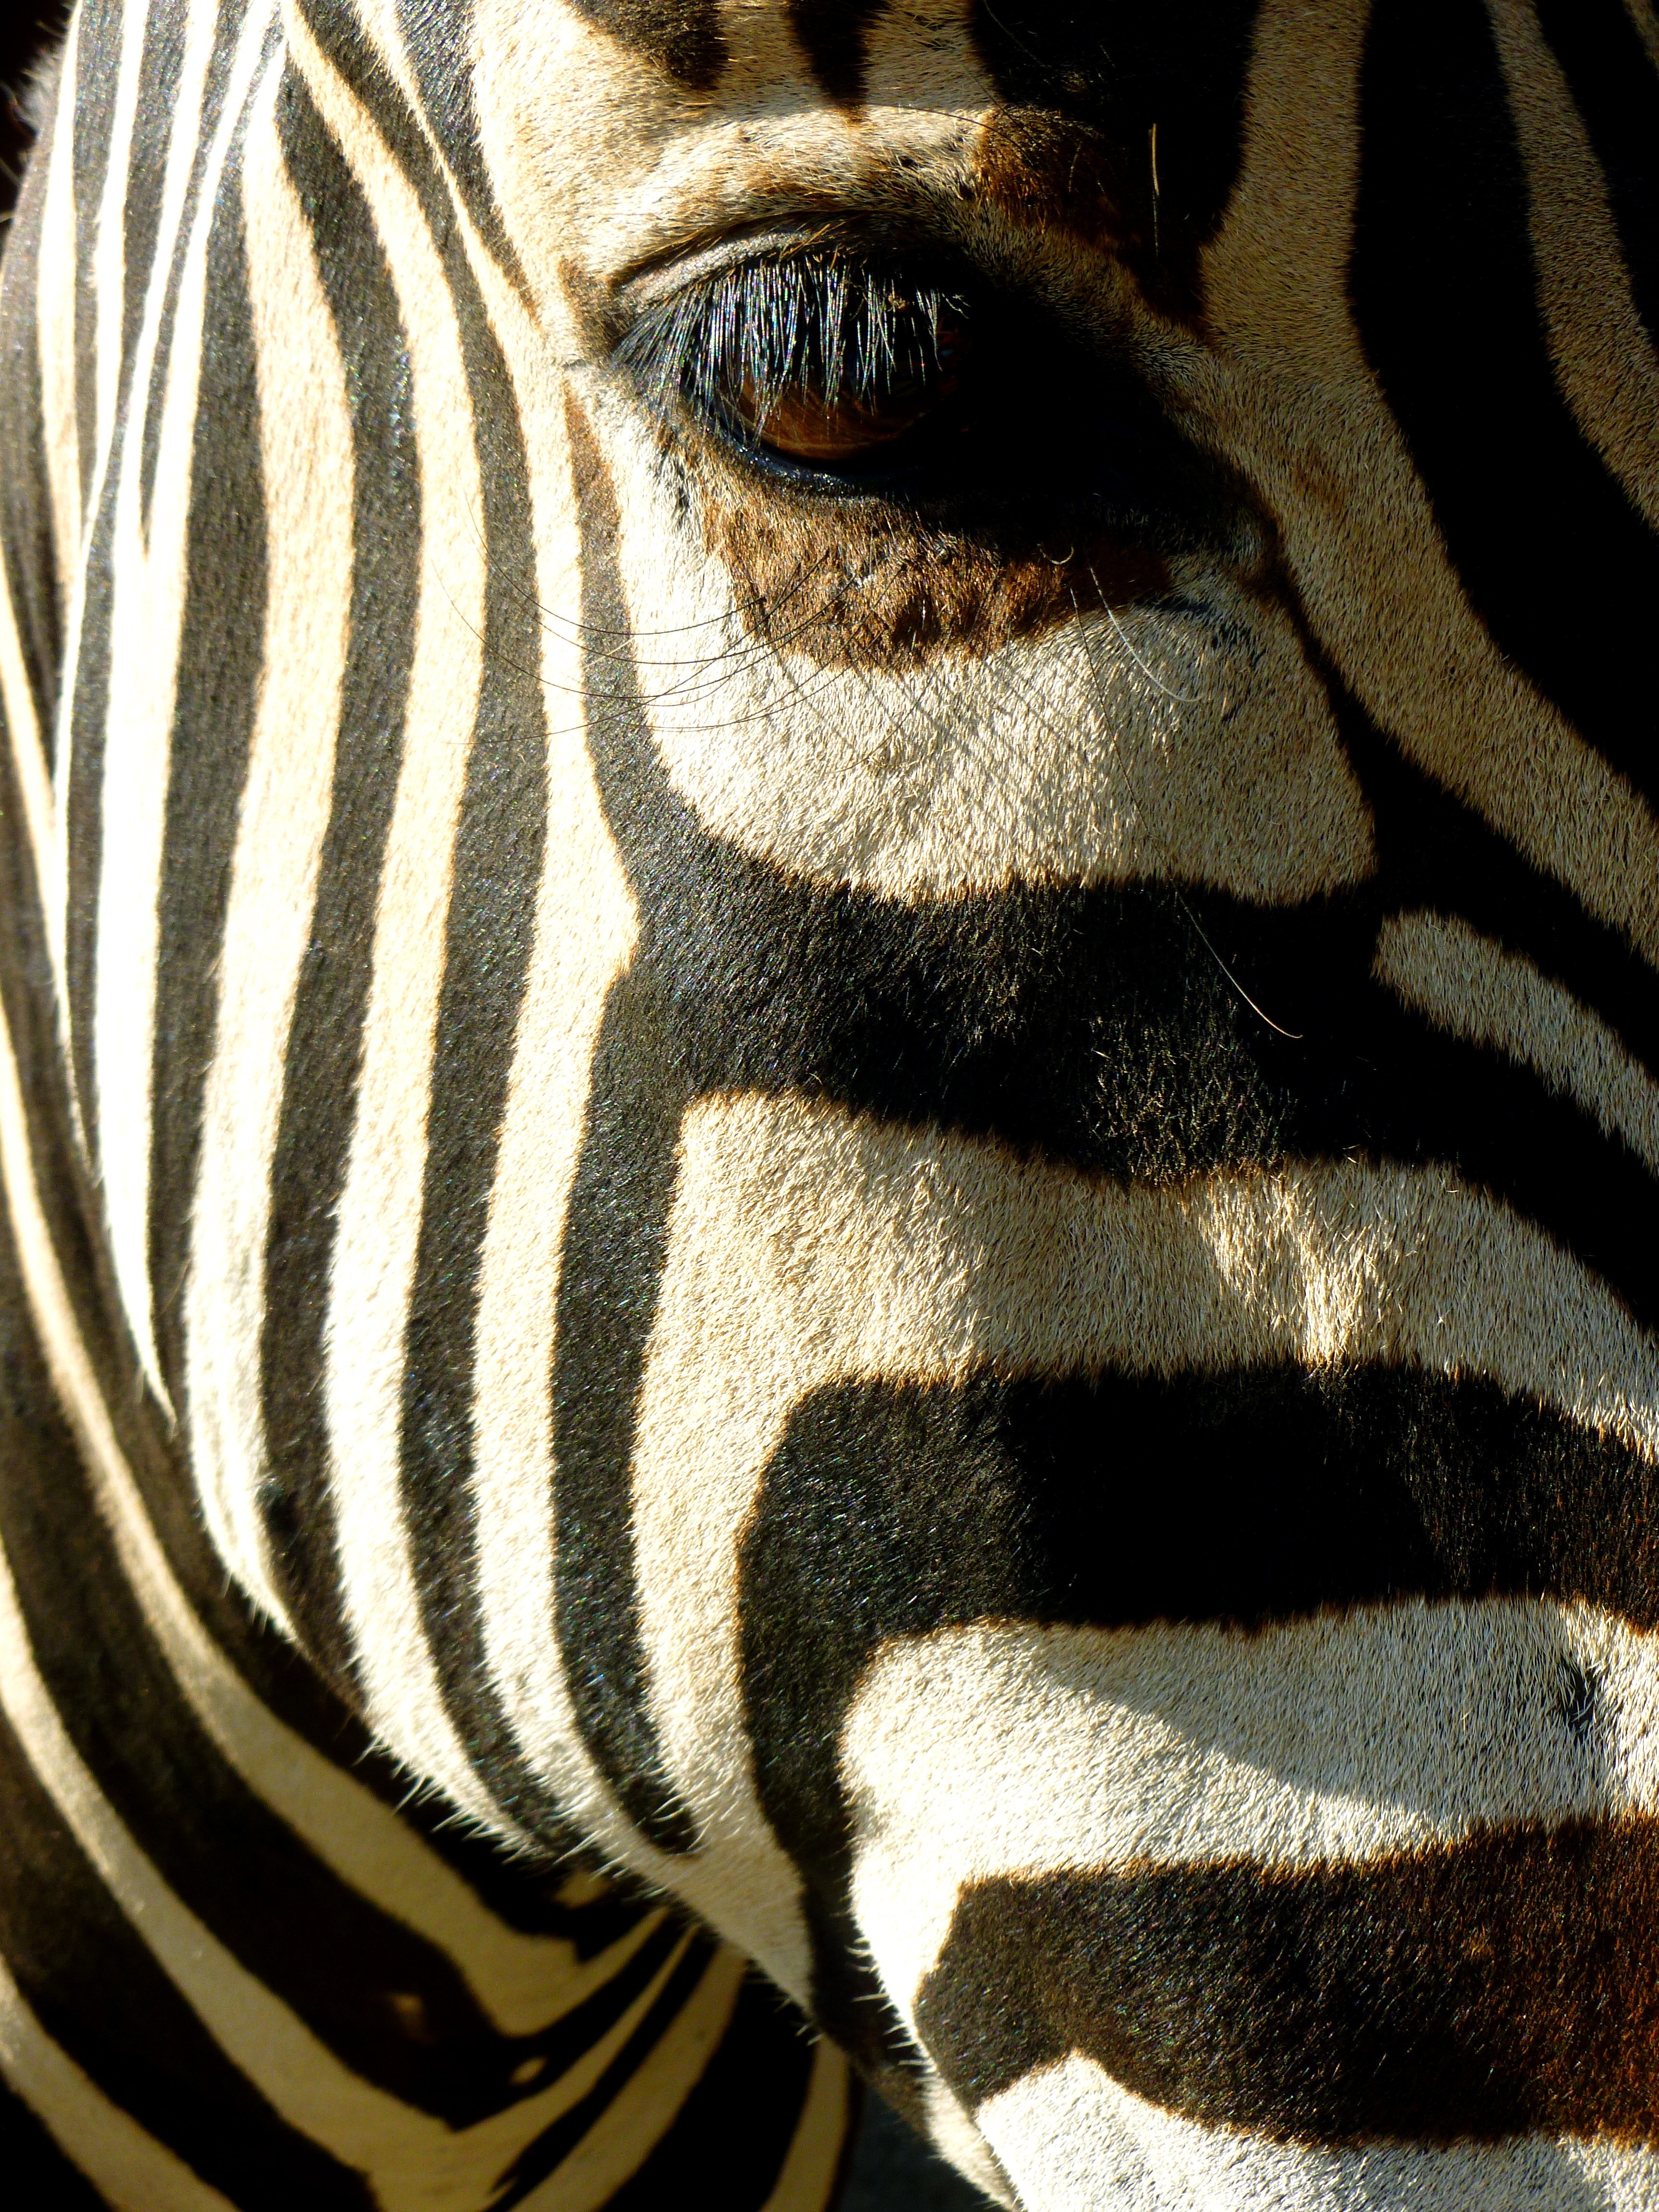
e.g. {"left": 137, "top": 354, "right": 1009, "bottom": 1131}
{"left": 629, "top": 802, "right": 1659, "bottom": 1342}
{"left": 259, "top": 64, "right": 418, "bottom": 1696}
{"left": 1353, "top": 0, "right": 1659, "bottom": 807}
{"left": 1535, "top": 0, "right": 1659, "bottom": 349}
{"left": 740, "top": 1366, "right": 1659, "bottom": 1860}
{"left": 917, "top": 1824, "right": 1659, "bottom": 2141}
{"left": 145, "top": 80, "right": 268, "bottom": 1412}
{"left": 567, "top": 472, "right": 1659, "bottom": 1382}
{"left": 738, "top": 1367, "right": 1659, "bottom": 2046}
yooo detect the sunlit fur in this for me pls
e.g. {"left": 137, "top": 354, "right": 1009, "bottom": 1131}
{"left": 2, "top": 0, "right": 1659, "bottom": 2206}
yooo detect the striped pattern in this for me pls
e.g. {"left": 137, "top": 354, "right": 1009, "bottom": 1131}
{"left": 0, "top": 0, "right": 853, "bottom": 2203}
{"left": 1, "top": 0, "right": 1658, "bottom": 2206}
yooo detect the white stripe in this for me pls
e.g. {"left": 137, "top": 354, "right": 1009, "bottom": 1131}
{"left": 96, "top": 0, "right": 262, "bottom": 1422}
{"left": 33, "top": 11, "right": 83, "bottom": 615}
{"left": 615, "top": 1090, "right": 1659, "bottom": 2012}
{"left": 0, "top": 534, "right": 54, "bottom": 916}
{"left": 287, "top": 14, "right": 505, "bottom": 1837}
{"left": 843, "top": 1604, "right": 1659, "bottom": 2036}
{"left": 463, "top": 373, "right": 659, "bottom": 1896}
{"left": 980, "top": 2053, "right": 1659, "bottom": 2212}
{"left": 182, "top": 39, "right": 350, "bottom": 1634}
{"left": 0, "top": 1949, "right": 236, "bottom": 2212}
{"left": 647, "top": 1089, "right": 1659, "bottom": 1458}
{"left": 603, "top": 418, "right": 1373, "bottom": 902}
{"left": 1196, "top": 0, "right": 1659, "bottom": 971}
{"left": 1486, "top": 0, "right": 1659, "bottom": 532}
{"left": 757, "top": 2040, "right": 855, "bottom": 2212}
{"left": 88, "top": 0, "right": 147, "bottom": 495}
{"left": 516, "top": 1944, "right": 748, "bottom": 2212}
{"left": 0, "top": 914, "right": 659, "bottom": 2042}
{"left": 1377, "top": 908, "right": 1659, "bottom": 1172}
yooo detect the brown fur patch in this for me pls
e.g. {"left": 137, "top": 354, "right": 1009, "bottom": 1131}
{"left": 921, "top": 1819, "right": 1659, "bottom": 2141}
{"left": 705, "top": 491, "right": 1171, "bottom": 671}
{"left": 970, "top": 107, "right": 1142, "bottom": 253}
{"left": 969, "top": 106, "right": 1214, "bottom": 325}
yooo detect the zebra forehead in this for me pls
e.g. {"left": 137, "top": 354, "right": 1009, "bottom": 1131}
{"left": 536, "top": 0, "right": 1265, "bottom": 156}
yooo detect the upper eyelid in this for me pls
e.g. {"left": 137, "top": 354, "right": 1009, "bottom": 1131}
{"left": 613, "top": 222, "right": 867, "bottom": 315}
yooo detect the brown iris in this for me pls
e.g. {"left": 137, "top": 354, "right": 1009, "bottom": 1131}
{"left": 734, "top": 336, "right": 962, "bottom": 463}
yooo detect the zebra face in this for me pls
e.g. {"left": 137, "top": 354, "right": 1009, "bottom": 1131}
{"left": 42, "top": 0, "right": 1659, "bottom": 2203}
{"left": 359, "top": 3, "right": 1659, "bottom": 2201}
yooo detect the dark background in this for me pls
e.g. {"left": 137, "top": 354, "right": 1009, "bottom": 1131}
{"left": 1, "top": 8, "right": 66, "bottom": 226}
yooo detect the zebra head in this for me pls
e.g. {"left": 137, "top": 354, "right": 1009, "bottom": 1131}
{"left": 11, "top": 0, "right": 1659, "bottom": 2205}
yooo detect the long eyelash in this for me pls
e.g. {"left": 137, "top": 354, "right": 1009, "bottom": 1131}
{"left": 616, "top": 250, "right": 962, "bottom": 437}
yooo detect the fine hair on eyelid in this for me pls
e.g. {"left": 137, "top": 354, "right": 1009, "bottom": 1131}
{"left": 614, "top": 249, "right": 965, "bottom": 435}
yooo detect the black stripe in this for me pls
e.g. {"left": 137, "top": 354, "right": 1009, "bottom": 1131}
{"left": 1353, "top": 0, "right": 1659, "bottom": 802}
{"left": 145, "top": 56, "right": 270, "bottom": 1412}
{"left": 605, "top": 1971, "right": 838, "bottom": 2210}
{"left": 488, "top": 1929, "right": 724, "bottom": 2210}
{"left": 0, "top": 1692, "right": 373, "bottom": 2210}
{"left": 62, "top": 0, "right": 202, "bottom": 1143}
{"left": 1535, "top": 0, "right": 1659, "bottom": 355}
{"left": 259, "top": 61, "right": 419, "bottom": 1691}
{"left": 0, "top": 60, "right": 63, "bottom": 769}
{"left": 285, "top": 0, "right": 580, "bottom": 1843}
{"left": 738, "top": 1363, "right": 1659, "bottom": 2031}
{"left": 786, "top": 0, "right": 887, "bottom": 109}
{"left": 69, "top": 0, "right": 120, "bottom": 509}
{"left": 550, "top": 968, "right": 699, "bottom": 1853}
{"left": 560, "top": 0, "right": 728, "bottom": 91}
{"left": 137, "top": 0, "right": 255, "bottom": 531}
{"left": 0, "top": 2078, "right": 108, "bottom": 2212}
{"left": 564, "top": 499, "right": 1659, "bottom": 1341}
{"left": 397, "top": 188, "right": 549, "bottom": 1815}
{"left": 967, "top": 1, "right": 1261, "bottom": 313}
{"left": 392, "top": 0, "right": 532, "bottom": 304}
{"left": 117, "top": 0, "right": 185, "bottom": 389}
{"left": 918, "top": 1824, "right": 1659, "bottom": 2142}
{"left": 553, "top": 395, "right": 707, "bottom": 1854}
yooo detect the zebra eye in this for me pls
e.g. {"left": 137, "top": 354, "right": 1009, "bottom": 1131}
{"left": 618, "top": 249, "right": 971, "bottom": 479}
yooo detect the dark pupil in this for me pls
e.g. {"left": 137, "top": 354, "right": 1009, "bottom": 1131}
{"left": 713, "top": 256, "right": 964, "bottom": 463}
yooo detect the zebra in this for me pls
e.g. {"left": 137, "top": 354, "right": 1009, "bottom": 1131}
{"left": 3, "top": 0, "right": 1659, "bottom": 2206}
